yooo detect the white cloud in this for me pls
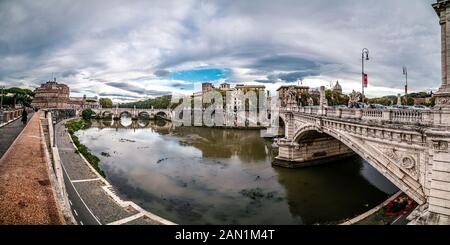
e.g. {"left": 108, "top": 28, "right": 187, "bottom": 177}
{"left": 0, "top": 0, "right": 441, "bottom": 101}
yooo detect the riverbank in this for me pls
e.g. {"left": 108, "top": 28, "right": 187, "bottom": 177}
{"left": 65, "top": 119, "right": 105, "bottom": 177}
{"left": 340, "top": 191, "right": 418, "bottom": 225}
{"left": 57, "top": 117, "right": 176, "bottom": 225}
{"left": 340, "top": 191, "right": 402, "bottom": 225}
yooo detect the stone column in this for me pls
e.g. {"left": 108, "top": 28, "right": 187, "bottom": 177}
{"left": 425, "top": 130, "right": 450, "bottom": 224}
{"left": 433, "top": 1, "right": 450, "bottom": 108}
{"left": 319, "top": 86, "right": 328, "bottom": 115}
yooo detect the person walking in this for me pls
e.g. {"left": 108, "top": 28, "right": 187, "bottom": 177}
{"left": 21, "top": 108, "right": 28, "bottom": 125}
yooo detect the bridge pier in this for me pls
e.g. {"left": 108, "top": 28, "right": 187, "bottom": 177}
{"left": 274, "top": 133, "right": 354, "bottom": 168}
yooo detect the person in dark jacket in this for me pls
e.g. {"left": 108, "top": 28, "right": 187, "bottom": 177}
{"left": 21, "top": 108, "right": 28, "bottom": 125}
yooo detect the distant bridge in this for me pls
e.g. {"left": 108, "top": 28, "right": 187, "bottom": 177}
{"left": 90, "top": 117, "right": 173, "bottom": 130}
{"left": 91, "top": 107, "right": 171, "bottom": 120}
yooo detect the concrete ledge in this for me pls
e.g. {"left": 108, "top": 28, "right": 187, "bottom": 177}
{"left": 340, "top": 191, "right": 402, "bottom": 225}
{"left": 39, "top": 112, "right": 76, "bottom": 224}
{"left": 0, "top": 117, "right": 20, "bottom": 128}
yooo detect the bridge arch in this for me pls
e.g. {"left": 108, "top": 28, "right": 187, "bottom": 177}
{"left": 138, "top": 111, "right": 150, "bottom": 119}
{"left": 119, "top": 116, "right": 133, "bottom": 127}
{"left": 102, "top": 110, "right": 114, "bottom": 118}
{"left": 137, "top": 119, "right": 150, "bottom": 127}
{"left": 292, "top": 123, "right": 426, "bottom": 204}
{"left": 155, "top": 111, "right": 168, "bottom": 119}
{"left": 119, "top": 111, "right": 132, "bottom": 118}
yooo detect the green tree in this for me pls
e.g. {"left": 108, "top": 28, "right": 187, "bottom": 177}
{"left": 1, "top": 87, "right": 34, "bottom": 108}
{"left": 119, "top": 95, "right": 172, "bottom": 109}
{"left": 81, "top": 108, "right": 94, "bottom": 120}
{"left": 99, "top": 98, "right": 113, "bottom": 108}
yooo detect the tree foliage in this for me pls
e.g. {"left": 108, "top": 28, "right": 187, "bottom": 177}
{"left": 2, "top": 87, "right": 35, "bottom": 96}
{"left": 119, "top": 95, "right": 172, "bottom": 109}
{"left": 81, "top": 108, "right": 94, "bottom": 120}
{"left": 1, "top": 87, "right": 34, "bottom": 108}
{"left": 99, "top": 98, "right": 113, "bottom": 108}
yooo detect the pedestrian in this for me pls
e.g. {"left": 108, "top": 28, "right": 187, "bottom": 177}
{"left": 21, "top": 108, "right": 28, "bottom": 125}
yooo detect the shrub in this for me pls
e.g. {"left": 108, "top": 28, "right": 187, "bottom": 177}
{"left": 81, "top": 108, "right": 94, "bottom": 120}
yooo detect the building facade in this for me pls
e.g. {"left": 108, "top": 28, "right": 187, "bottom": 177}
{"left": 277, "top": 85, "right": 310, "bottom": 107}
{"left": 32, "top": 80, "right": 70, "bottom": 109}
{"left": 32, "top": 79, "right": 99, "bottom": 109}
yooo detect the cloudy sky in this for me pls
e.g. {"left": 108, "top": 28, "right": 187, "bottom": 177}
{"left": 0, "top": 0, "right": 441, "bottom": 102}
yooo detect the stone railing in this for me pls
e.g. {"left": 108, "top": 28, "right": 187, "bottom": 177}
{"left": 281, "top": 106, "right": 436, "bottom": 126}
{"left": 391, "top": 109, "right": 432, "bottom": 124}
{"left": 45, "top": 109, "right": 76, "bottom": 124}
{"left": 0, "top": 109, "right": 23, "bottom": 127}
{"left": 362, "top": 109, "right": 383, "bottom": 120}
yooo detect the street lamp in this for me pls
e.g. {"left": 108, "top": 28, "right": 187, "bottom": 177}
{"left": 403, "top": 66, "right": 408, "bottom": 105}
{"left": 0, "top": 85, "right": 4, "bottom": 109}
{"left": 362, "top": 48, "right": 370, "bottom": 103}
{"left": 52, "top": 116, "right": 56, "bottom": 147}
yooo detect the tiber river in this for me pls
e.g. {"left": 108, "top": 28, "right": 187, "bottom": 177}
{"left": 75, "top": 117, "right": 398, "bottom": 225}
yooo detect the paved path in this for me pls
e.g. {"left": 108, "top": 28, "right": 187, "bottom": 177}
{"left": 0, "top": 113, "right": 32, "bottom": 158}
{"left": 0, "top": 112, "right": 63, "bottom": 224}
{"left": 55, "top": 120, "right": 171, "bottom": 225}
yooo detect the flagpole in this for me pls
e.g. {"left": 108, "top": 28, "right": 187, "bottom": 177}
{"left": 361, "top": 48, "right": 369, "bottom": 103}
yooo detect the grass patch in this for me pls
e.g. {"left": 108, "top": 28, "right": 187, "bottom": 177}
{"left": 65, "top": 119, "right": 106, "bottom": 177}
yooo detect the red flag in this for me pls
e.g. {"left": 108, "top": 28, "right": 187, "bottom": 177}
{"left": 363, "top": 73, "right": 368, "bottom": 88}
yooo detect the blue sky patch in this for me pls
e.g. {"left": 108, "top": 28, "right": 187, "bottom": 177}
{"left": 167, "top": 68, "right": 230, "bottom": 83}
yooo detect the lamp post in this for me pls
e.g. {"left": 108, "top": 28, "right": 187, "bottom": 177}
{"left": 403, "top": 66, "right": 408, "bottom": 105}
{"left": 0, "top": 85, "right": 4, "bottom": 109}
{"left": 362, "top": 48, "right": 370, "bottom": 103}
{"left": 52, "top": 116, "right": 56, "bottom": 147}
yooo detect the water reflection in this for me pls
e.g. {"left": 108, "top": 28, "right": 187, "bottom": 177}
{"left": 76, "top": 120, "right": 398, "bottom": 225}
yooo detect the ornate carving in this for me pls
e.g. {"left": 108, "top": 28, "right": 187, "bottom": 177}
{"left": 348, "top": 90, "right": 361, "bottom": 108}
{"left": 436, "top": 96, "right": 450, "bottom": 105}
{"left": 434, "top": 141, "right": 449, "bottom": 151}
{"left": 377, "top": 146, "right": 418, "bottom": 179}
{"left": 401, "top": 157, "right": 415, "bottom": 170}
{"left": 384, "top": 148, "right": 401, "bottom": 162}
{"left": 287, "top": 86, "right": 297, "bottom": 104}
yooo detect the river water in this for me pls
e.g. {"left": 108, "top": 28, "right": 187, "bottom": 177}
{"left": 75, "top": 117, "right": 398, "bottom": 225}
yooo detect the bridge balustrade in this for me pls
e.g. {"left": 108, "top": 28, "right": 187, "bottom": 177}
{"left": 282, "top": 105, "right": 438, "bottom": 126}
{"left": 340, "top": 108, "right": 356, "bottom": 119}
{"left": 362, "top": 109, "right": 383, "bottom": 121}
{"left": 391, "top": 109, "right": 432, "bottom": 125}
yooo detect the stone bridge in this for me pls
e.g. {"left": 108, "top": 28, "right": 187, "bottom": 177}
{"left": 91, "top": 107, "right": 171, "bottom": 120}
{"left": 273, "top": 104, "right": 450, "bottom": 224}
{"left": 91, "top": 117, "right": 173, "bottom": 130}
{"left": 270, "top": 1, "right": 450, "bottom": 224}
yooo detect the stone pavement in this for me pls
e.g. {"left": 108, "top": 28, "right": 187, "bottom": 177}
{"left": 0, "top": 113, "right": 32, "bottom": 158}
{"left": 55, "top": 120, "right": 174, "bottom": 225}
{"left": 0, "top": 112, "right": 64, "bottom": 224}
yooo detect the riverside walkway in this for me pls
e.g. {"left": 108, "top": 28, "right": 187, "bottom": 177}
{"left": 0, "top": 112, "right": 64, "bottom": 224}
{"left": 0, "top": 112, "right": 31, "bottom": 158}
